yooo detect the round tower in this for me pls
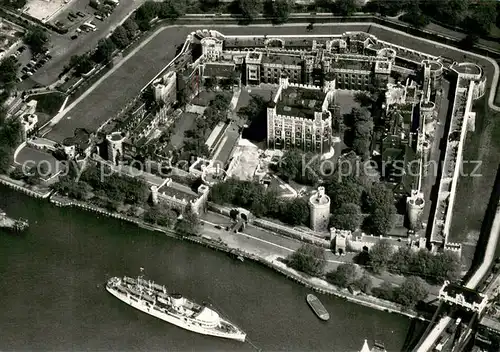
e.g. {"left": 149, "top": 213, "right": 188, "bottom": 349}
{"left": 420, "top": 101, "right": 435, "bottom": 123}
{"left": 309, "top": 186, "right": 331, "bottom": 232}
{"left": 406, "top": 190, "right": 425, "bottom": 230}
{"left": 150, "top": 185, "right": 159, "bottom": 205}
{"left": 106, "top": 132, "right": 126, "bottom": 165}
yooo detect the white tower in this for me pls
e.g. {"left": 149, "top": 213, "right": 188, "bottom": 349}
{"left": 150, "top": 185, "right": 159, "bottom": 205}
{"left": 406, "top": 190, "right": 425, "bottom": 230}
{"left": 309, "top": 186, "right": 331, "bottom": 232}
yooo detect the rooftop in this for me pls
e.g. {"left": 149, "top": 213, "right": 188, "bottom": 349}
{"left": 262, "top": 54, "right": 303, "bottom": 66}
{"left": 203, "top": 63, "right": 235, "bottom": 78}
{"left": 275, "top": 87, "right": 326, "bottom": 119}
{"left": 442, "top": 283, "right": 484, "bottom": 305}
{"left": 158, "top": 180, "right": 198, "bottom": 202}
{"left": 331, "top": 59, "right": 372, "bottom": 71}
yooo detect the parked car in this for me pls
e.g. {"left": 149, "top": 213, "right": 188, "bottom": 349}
{"left": 68, "top": 16, "right": 74, "bottom": 22}
{"left": 21, "top": 67, "right": 28, "bottom": 73}
{"left": 95, "top": 15, "right": 103, "bottom": 21}
{"left": 21, "top": 74, "right": 29, "bottom": 80}
{"left": 35, "top": 63, "right": 42, "bottom": 69}
{"left": 69, "top": 12, "right": 77, "bottom": 18}
{"left": 26, "top": 71, "right": 33, "bottom": 76}
{"left": 77, "top": 11, "right": 85, "bottom": 17}
{"left": 40, "top": 58, "right": 47, "bottom": 64}
{"left": 71, "top": 35, "right": 78, "bottom": 40}
{"left": 18, "top": 46, "right": 26, "bottom": 53}
{"left": 46, "top": 54, "right": 52, "bottom": 60}
{"left": 55, "top": 21, "right": 64, "bottom": 27}
{"left": 76, "top": 27, "right": 82, "bottom": 33}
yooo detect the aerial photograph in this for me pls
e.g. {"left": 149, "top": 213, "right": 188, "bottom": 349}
{"left": 1, "top": 0, "right": 500, "bottom": 351}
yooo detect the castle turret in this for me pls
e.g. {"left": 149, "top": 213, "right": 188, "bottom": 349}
{"left": 106, "top": 131, "right": 126, "bottom": 165}
{"left": 406, "top": 190, "right": 425, "bottom": 230}
{"left": 309, "top": 187, "right": 331, "bottom": 232}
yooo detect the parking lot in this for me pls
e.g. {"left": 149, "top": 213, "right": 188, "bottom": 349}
{"left": 29, "top": 0, "right": 146, "bottom": 86}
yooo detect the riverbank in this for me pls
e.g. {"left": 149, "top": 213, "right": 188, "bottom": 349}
{"left": 46, "top": 192, "right": 427, "bottom": 321}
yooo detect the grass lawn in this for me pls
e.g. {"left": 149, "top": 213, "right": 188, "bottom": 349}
{"left": 449, "top": 97, "right": 500, "bottom": 244}
{"left": 32, "top": 92, "right": 67, "bottom": 116}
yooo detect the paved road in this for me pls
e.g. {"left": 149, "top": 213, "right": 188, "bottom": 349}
{"left": 201, "top": 211, "right": 350, "bottom": 268}
{"left": 42, "top": 22, "right": 500, "bottom": 143}
{"left": 32, "top": 0, "right": 146, "bottom": 87}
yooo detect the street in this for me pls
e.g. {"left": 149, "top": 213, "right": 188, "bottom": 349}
{"left": 200, "top": 211, "right": 352, "bottom": 272}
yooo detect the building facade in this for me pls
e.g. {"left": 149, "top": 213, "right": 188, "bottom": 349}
{"left": 266, "top": 76, "right": 335, "bottom": 156}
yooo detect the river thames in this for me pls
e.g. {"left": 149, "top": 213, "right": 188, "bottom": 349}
{"left": 0, "top": 186, "right": 413, "bottom": 351}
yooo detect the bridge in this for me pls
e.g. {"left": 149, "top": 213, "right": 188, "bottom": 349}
{"left": 411, "top": 199, "right": 500, "bottom": 352}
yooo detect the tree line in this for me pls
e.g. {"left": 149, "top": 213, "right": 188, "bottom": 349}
{"left": 51, "top": 162, "right": 201, "bottom": 236}
{"left": 209, "top": 179, "right": 310, "bottom": 226}
{"left": 286, "top": 240, "right": 461, "bottom": 309}
{"left": 274, "top": 149, "right": 395, "bottom": 236}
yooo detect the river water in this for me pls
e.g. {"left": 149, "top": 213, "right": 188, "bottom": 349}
{"left": 0, "top": 186, "right": 412, "bottom": 352}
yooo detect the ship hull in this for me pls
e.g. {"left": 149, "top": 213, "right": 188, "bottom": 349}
{"left": 106, "top": 286, "right": 246, "bottom": 342}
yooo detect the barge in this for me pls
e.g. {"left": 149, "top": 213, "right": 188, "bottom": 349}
{"left": 306, "top": 293, "right": 329, "bottom": 321}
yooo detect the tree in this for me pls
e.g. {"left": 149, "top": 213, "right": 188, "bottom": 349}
{"left": 330, "top": 203, "right": 362, "bottom": 231}
{"left": 70, "top": 54, "right": 93, "bottom": 75}
{"left": 175, "top": 207, "right": 200, "bottom": 236}
{"left": 0, "top": 56, "right": 19, "bottom": 91}
{"left": 157, "top": 0, "right": 186, "bottom": 19}
{"left": 144, "top": 205, "right": 176, "bottom": 227}
{"left": 111, "top": 26, "right": 130, "bottom": 49}
{"left": 401, "top": 3, "right": 430, "bottom": 28}
{"left": 354, "top": 92, "right": 376, "bottom": 108}
{"left": 267, "top": 0, "right": 293, "bottom": 24}
{"left": 368, "top": 239, "right": 393, "bottom": 273}
{"left": 349, "top": 107, "right": 373, "bottom": 158}
{"left": 464, "top": 0, "right": 497, "bottom": 35}
{"left": 334, "top": 0, "right": 360, "bottom": 16}
{"left": 24, "top": 26, "right": 49, "bottom": 55}
{"left": 394, "top": 276, "right": 428, "bottom": 309}
{"left": 325, "top": 177, "right": 364, "bottom": 209}
{"left": 363, "top": 183, "right": 396, "bottom": 236}
{"left": 287, "top": 244, "right": 326, "bottom": 276}
{"left": 238, "top": 0, "right": 262, "bottom": 21}
{"left": 93, "top": 38, "right": 116, "bottom": 63}
{"left": 354, "top": 273, "right": 373, "bottom": 293}
{"left": 122, "top": 18, "right": 139, "bottom": 39}
{"left": 0, "top": 147, "right": 12, "bottom": 174}
{"left": 372, "top": 281, "right": 394, "bottom": 301}
{"left": 281, "top": 198, "right": 309, "bottom": 226}
{"left": 277, "top": 149, "right": 302, "bottom": 181}
{"left": 326, "top": 263, "right": 358, "bottom": 288}
{"left": 364, "top": 207, "right": 394, "bottom": 237}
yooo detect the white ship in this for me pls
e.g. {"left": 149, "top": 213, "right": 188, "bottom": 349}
{"left": 106, "top": 276, "right": 246, "bottom": 342}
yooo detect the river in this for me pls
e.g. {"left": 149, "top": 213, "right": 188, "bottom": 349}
{"left": 0, "top": 186, "right": 412, "bottom": 352}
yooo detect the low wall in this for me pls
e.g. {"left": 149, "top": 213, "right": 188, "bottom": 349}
{"left": 208, "top": 202, "right": 331, "bottom": 248}
{"left": 0, "top": 176, "right": 51, "bottom": 199}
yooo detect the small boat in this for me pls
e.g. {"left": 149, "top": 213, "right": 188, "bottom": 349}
{"left": 306, "top": 294, "right": 329, "bottom": 321}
